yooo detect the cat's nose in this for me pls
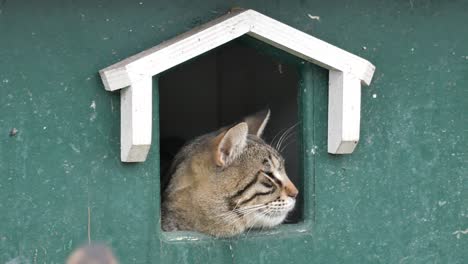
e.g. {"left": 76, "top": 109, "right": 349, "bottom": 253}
{"left": 286, "top": 188, "right": 298, "bottom": 198}
{"left": 285, "top": 180, "right": 298, "bottom": 198}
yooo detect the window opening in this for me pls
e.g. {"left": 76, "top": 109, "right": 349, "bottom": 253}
{"left": 159, "top": 38, "right": 303, "bottom": 230}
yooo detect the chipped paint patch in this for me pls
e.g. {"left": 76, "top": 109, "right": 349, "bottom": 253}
{"left": 69, "top": 143, "right": 80, "bottom": 154}
{"left": 452, "top": 229, "right": 468, "bottom": 239}
{"left": 9, "top": 128, "right": 18, "bottom": 136}
{"left": 309, "top": 145, "right": 318, "bottom": 155}
{"left": 307, "top": 14, "right": 320, "bottom": 21}
{"left": 437, "top": 200, "right": 447, "bottom": 206}
{"left": 90, "top": 100, "right": 97, "bottom": 121}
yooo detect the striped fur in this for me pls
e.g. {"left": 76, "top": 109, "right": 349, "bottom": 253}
{"left": 161, "top": 111, "right": 298, "bottom": 237}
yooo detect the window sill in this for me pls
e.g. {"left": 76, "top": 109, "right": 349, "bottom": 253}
{"left": 160, "top": 221, "right": 312, "bottom": 243}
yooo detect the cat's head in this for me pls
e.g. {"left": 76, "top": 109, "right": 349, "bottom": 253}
{"left": 163, "top": 110, "right": 298, "bottom": 237}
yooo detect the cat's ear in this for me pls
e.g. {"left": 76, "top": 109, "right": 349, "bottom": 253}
{"left": 214, "top": 122, "right": 248, "bottom": 167}
{"left": 244, "top": 109, "right": 271, "bottom": 137}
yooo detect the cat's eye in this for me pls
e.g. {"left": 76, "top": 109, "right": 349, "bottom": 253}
{"left": 262, "top": 170, "right": 283, "bottom": 187}
{"left": 260, "top": 180, "right": 274, "bottom": 188}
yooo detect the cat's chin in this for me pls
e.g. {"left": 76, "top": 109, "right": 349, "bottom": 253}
{"left": 249, "top": 210, "right": 293, "bottom": 228}
{"left": 249, "top": 211, "right": 288, "bottom": 228}
{"left": 249, "top": 208, "right": 293, "bottom": 229}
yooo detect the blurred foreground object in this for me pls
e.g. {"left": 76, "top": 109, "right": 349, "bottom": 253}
{"left": 66, "top": 244, "right": 118, "bottom": 264}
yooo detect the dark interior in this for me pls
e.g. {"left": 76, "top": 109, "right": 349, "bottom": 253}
{"left": 158, "top": 37, "right": 302, "bottom": 223}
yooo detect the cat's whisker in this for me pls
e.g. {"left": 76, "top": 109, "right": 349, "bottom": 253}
{"left": 270, "top": 127, "right": 289, "bottom": 148}
{"left": 221, "top": 213, "right": 236, "bottom": 223}
{"left": 224, "top": 209, "right": 255, "bottom": 229}
{"left": 231, "top": 206, "right": 266, "bottom": 217}
{"left": 278, "top": 124, "right": 299, "bottom": 150}
{"left": 259, "top": 207, "right": 275, "bottom": 232}
{"left": 225, "top": 205, "right": 266, "bottom": 228}
{"left": 250, "top": 206, "right": 274, "bottom": 233}
{"left": 218, "top": 211, "right": 237, "bottom": 219}
{"left": 222, "top": 205, "right": 266, "bottom": 218}
{"left": 283, "top": 129, "right": 296, "bottom": 142}
{"left": 249, "top": 207, "right": 273, "bottom": 235}
{"left": 239, "top": 208, "right": 262, "bottom": 221}
{"left": 274, "top": 127, "right": 289, "bottom": 150}
{"left": 219, "top": 214, "right": 239, "bottom": 223}
{"left": 219, "top": 204, "right": 267, "bottom": 223}
{"left": 275, "top": 127, "right": 290, "bottom": 150}
{"left": 223, "top": 202, "right": 260, "bottom": 221}
{"left": 275, "top": 122, "right": 298, "bottom": 150}
{"left": 235, "top": 204, "right": 266, "bottom": 211}
{"left": 233, "top": 201, "right": 241, "bottom": 211}
{"left": 245, "top": 221, "right": 255, "bottom": 236}
{"left": 280, "top": 137, "right": 296, "bottom": 153}
{"left": 219, "top": 208, "right": 247, "bottom": 221}
{"left": 229, "top": 211, "right": 255, "bottom": 235}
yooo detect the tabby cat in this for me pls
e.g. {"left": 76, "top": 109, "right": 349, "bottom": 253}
{"left": 161, "top": 110, "right": 298, "bottom": 237}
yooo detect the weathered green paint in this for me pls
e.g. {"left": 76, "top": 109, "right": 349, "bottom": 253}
{"left": 1, "top": 0, "right": 467, "bottom": 263}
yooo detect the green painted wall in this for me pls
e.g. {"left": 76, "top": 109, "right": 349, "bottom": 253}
{"left": 1, "top": 0, "right": 467, "bottom": 263}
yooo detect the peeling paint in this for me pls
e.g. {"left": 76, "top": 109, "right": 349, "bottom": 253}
{"left": 69, "top": 143, "right": 80, "bottom": 154}
{"left": 437, "top": 200, "right": 447, "bottom": 206}
{"left": 89, "top": 100, "right": 97, "bottom": 121}
{"left": 9, "top": 128, "right": 18, "bottom": 136}
{"left": 452, "top": 229, "right": 468, "bottom": 239}
{"left": 307, "top": 14, "right": 320, "bottom": 21}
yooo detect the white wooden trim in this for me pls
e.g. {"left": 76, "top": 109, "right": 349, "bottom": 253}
{"left": 328, "top": 70, "right": 361, "bottom": 154}
{"left": 120, "top": 77, "right": 152, "bottom": 162}
{"left": 99, "top": 9, "right": 376, "bottom": 162}
{"left": 100, "top": 10, "right": 251, "bottom": 92}
{"left": 246, "top": 11, "right": 374, "bottom": 85}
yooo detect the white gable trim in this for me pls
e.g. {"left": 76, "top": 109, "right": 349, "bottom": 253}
{"left": 99, "top": 9, "right": 375, "bottom": 162}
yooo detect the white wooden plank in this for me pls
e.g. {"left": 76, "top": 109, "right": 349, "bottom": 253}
{"left": 328, "top": 70, "right": 361, "bottom": 154}
{"left": 99, "top": 8, "right": 376, "bottom": 161}
{"left": 120, "top": 77, "right": 152, "bottom": 162}
{"left": 99, "top": 9, "right": 251, "bottom": 91}
{"left": 246, "top": 10, "right": 375, "bottom": 85}
{"left": 100, "top": 9, "right": 375, "bottom": 92}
